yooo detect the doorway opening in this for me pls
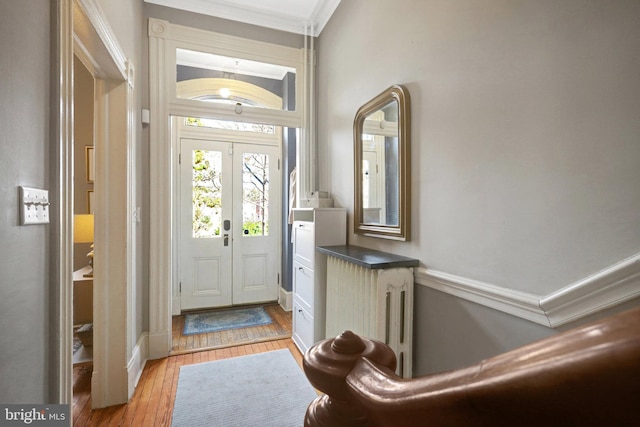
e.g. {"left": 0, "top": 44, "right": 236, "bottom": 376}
{"left": 171, "top": 72, "right": 293, "bottom": 352}
{"left": 61, "top": 0, "right": 136, "bottom": 408}
{"left": 71, "top": 55, "right": 95, "bottom": 372}
{"left": 173, "top": 121, "right": 291, "bottom": 353}
{"left": 149, "top": 19, "right": 306, "bottom": 359}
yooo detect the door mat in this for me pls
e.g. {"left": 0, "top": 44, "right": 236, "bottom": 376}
{"left": 183, "top": 306, "right": 272, "bottom": 335}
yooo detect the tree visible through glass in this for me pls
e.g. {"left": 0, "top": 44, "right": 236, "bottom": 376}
{"left": 242, "top": 153, "right": 269, "bottom": 236}
{"left": 192, "top": 149, "right": 222, "bottom": 238}
{"left": 191, "top": 149, "right": 269, "bottom": 238}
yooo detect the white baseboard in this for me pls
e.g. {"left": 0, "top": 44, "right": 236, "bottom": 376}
{"left": 415, "top": 252, "right": 640, "bottom": 327}
{"left": 127, "top": 332, "right": 149, "bottom": 399}
{"left": 279, "top": 287, "right": 292, "bottom": 311}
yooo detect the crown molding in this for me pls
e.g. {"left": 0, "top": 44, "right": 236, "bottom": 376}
{"left": 415, "top": 252, "right": 640, "bottom": 328}
{"left": 308, "top": 0, "right": 341, "bottom": 35}
{"left": 144, "top": 0, "right": 340, "bottom": 36}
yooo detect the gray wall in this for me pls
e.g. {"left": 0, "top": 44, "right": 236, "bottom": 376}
{"left": 317, "top": 0, "right": 640, "bottom": 375}
{"left": 0, "top": 0, "right": 52, "bottom": 403}
{"left": 0, "top": 0, "right": 144, "bottom": 403}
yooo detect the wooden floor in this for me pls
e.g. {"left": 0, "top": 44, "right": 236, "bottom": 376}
{"left": 171, "top": 303, "right": 292, "bottom": 354}
{"left": 73, "top": 304, "right": 298, "bottom": 426}
{"left": 73, "top": 338, "right": 303, "bottom": 426}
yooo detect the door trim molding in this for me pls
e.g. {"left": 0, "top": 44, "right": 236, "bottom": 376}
{"left": 54, "top": 0, "right": 74, "bottom": 404}
{"left": 60, "top": 0, "right": 135, "bottom": 408}
{"left": 149, "top": 18, "right": 304, "bottom": 358}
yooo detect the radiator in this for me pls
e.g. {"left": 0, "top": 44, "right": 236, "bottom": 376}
{"left": 325, "top": 255, "right": 414, "bottom": 378}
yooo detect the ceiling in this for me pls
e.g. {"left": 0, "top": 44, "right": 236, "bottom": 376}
{"left": 144, "top": 0, "right": 342, "bottom": 36}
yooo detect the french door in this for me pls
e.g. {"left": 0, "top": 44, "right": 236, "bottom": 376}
{"left": 179, "top": 137, "right": 281, "bottom": 310}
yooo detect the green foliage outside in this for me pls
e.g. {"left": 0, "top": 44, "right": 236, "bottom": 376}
{"left": 243, "top": 220, "right": 268, "bottom": 236}
{"left": 190, "top": 146, "right": 271, "bottom": 239}
{"left": 192, "top": 149, "right": 222, "bottom": 238}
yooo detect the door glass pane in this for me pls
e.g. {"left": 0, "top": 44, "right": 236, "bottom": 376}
{"left": 184, "top": 117, "right": 275, "bottom": 134}
{"left": 242, "top": 153, "right": 269, "bottom": 236}
{"left": 192, "top": 149, "right": 222, "bottom": 238}
{"left": 176, "top": 48, "right": 295, "bottom": 112}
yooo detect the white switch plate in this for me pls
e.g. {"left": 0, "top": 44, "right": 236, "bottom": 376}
{"left": 19, "top": 186, "right": 50, "bottom": 225}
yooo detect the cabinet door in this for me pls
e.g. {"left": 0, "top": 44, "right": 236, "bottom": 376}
{"left": 293, "top": 301, "right": 314, "bottom": 353}
{"left": 292, "top": 221, "right": 315, "bottom": 268}
{"left": 293, "top": 260, "right": 314, "bottom": 314}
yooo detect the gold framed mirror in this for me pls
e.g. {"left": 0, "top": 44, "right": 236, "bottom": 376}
{"left": 354, "top": 85, "right": 411, "bottom": 240}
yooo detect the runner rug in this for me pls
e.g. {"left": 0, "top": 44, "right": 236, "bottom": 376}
{"left": 183, "top": 306, "right": 272, "bottom": 335}
{"left": 171, "top": 349, "right": 317, "bottom": 427}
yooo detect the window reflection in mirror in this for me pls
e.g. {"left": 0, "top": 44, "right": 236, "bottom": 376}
{"left": 354, "top": 85, "right": 410, "bottom": 241}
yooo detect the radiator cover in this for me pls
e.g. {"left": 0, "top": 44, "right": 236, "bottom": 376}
{"left": 325, "top": 255, "right": 414, "bottom": 378}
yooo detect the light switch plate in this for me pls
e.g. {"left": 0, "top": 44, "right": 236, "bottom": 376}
{"left": 19, "top": 186, "right": 50, "bottom": 225}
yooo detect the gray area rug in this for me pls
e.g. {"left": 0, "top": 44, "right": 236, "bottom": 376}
{"left": 171, "top": 349, "right": 317, "bottom": 427}
{"left": 183, "top": 306, "right": 272, "bottom": 335}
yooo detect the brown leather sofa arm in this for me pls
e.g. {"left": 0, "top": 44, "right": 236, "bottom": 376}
{"left": 305, "top": 306, "right": 640, "bottom": 426}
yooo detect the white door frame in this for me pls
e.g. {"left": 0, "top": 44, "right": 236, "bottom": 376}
{"left": 148, "top": 18, "right": 308, "bottom": 358}
{"left": 57, "top": 0, "right": 136, "bottom": 408}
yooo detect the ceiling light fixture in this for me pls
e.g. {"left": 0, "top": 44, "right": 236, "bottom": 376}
{"left": 220, "top": 87, "right": 231, "bottom": 98}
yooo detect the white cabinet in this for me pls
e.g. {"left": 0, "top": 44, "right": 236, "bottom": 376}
{"left": 291, "top": 208, "right": 346, "bottom": 353}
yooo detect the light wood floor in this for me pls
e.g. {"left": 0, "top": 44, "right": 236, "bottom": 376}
{"left": 73, "top": 338, "right": 303, "bottom": 426}
{"left": 171, "top": 303, "right": 292, "bottom": 354}
{"left": 73, "top": 305, "right": 298, "bottom": 426}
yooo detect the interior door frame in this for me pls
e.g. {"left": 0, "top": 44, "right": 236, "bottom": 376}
{"left": 57, "top": 0, "right": 136, "bottom": 408}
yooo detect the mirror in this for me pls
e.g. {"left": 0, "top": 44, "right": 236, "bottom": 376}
{"left": 354, "top": 85, "right": 410, "bottom": 240}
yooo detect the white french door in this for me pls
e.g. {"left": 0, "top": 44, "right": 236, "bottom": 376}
{"left": 179, "top": 137, "right": 281, "bottom": 310}
{"left": 231, "top": 141, "right": 281, "bottom": 304}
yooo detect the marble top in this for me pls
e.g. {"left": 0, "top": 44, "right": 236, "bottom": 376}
{"left": 317, "top": 245, "right": 419, "bottom": 270}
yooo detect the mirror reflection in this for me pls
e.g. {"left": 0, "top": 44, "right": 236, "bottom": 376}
{"left": 354, "top": 85, "right": 410, "bottom": 241}
{"left": 361, "top": 100, "right": 399, "bottom": 226}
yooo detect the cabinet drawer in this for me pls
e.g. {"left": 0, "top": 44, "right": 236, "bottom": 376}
{"left": 293, "top": 261, "right": 314, "bottom": 313}
{"left": 293, "top": 302, "right": 314, "bottom": 353}
{"left": 292, "top": 221, "right": 314, "bottom": 267}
